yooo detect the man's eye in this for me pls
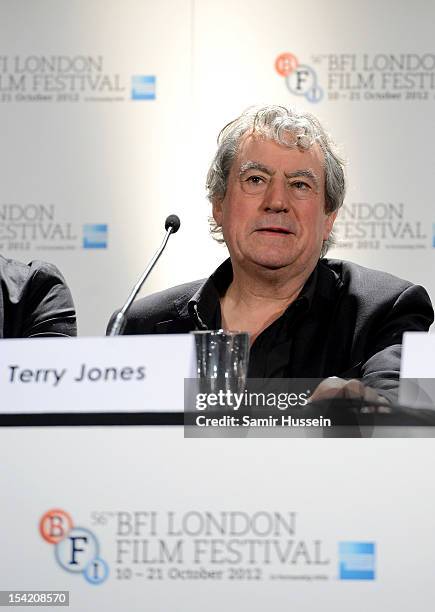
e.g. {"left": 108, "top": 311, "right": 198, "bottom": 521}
{"left": 246, "top": 175, "right": 265, "bottom": 184}
{"left": 241, "top": 174, "right": 268, "bottom": 194}
{"left": 291, "top": 180, "right": 310, "bottom": 190}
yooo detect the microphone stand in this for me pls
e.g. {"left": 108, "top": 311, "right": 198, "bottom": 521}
{"left": 107, "top": 216, "right": 180, "bottom": 336}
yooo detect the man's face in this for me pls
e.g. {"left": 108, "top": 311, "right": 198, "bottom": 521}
{"left": 213, "top": 135, "right": 337, "bottom": 275}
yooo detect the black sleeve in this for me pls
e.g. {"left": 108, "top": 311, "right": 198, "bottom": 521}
{"left": 2, "top": 260, "right": 77, "bottom": 338}
{"left": 361, "top": 284, "right": 434, "bottom": 402}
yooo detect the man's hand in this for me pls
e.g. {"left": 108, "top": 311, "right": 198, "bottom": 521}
{"left": 309, "top": 377, "right": 392, "bottom": 413}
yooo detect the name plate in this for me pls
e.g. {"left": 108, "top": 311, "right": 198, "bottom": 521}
{"left": 0, "top": 335, "right": 196, "bottom": 415}
{"left": 400, "top": 332, "right": 435, "bottom": 408}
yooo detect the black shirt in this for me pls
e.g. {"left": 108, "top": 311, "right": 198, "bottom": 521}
{"left": 188, "top": 258, "right": 318, "bottom": 377}
{"left": 118, "top": 257, "right": 434, "bottom": 399}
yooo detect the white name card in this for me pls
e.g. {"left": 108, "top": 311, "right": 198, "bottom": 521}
{"left": 401, "top": 332, "right": 435, "bottom": 378}
{"left": 399, "top": 332, "right": 435, "bottom": 408}
{"left": 0, "top": 335, "right": 196, "bottom": 414}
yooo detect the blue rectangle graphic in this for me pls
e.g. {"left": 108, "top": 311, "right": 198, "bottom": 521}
{"left": 339, "top": 542, "right": 375, "bottom": 580}
{"left": 83, "top": 224, "right": 108, "bottom": 249}
{"left": 131, "top": 75, "right": 156, "bottom": 100}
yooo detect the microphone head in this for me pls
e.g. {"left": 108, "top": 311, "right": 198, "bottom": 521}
{"left": 165, "top": 214, "right": 181, "bottom": 234}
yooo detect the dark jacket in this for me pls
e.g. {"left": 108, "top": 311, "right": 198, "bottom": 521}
{"left": 112, "top": 258, "right": 433, "bottom": 398}
{"left": 0, "top": 255, "right": 77, "bottom": 338}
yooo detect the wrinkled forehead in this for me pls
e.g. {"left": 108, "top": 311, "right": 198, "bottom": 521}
{"left": 233, "top": 133, "right": 326, "bottom": 177}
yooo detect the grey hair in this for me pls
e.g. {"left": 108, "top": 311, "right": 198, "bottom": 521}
{"left": 206, "top": 105, "right": 346, "bottom": 257}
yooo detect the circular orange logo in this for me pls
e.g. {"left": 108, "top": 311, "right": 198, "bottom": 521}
{"left": 275, "top": 53, "right": 299, "bottom": 77}
{"left": 39, "top": 509, "right": 73, "bottom": 544}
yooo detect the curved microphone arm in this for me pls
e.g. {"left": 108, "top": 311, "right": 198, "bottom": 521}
{"left": 107, "top": 215, "right": 180, "bottom": 336}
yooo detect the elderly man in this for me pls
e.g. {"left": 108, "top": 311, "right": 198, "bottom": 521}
{"left": 116, "top": 105, "right": 433, "bottom": 402}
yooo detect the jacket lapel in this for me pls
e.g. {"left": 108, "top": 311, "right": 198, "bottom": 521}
{"left": 154, "top": 318, "right": 194, "bottom": 334}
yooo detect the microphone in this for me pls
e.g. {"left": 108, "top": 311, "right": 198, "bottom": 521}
{"left": 107, "top": 214, "right": 181, "bottom": 336}
{"left": 165, "top": 214, "right": 181, "bottom": 233}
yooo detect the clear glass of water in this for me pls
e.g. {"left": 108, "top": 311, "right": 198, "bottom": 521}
{"left": 192, "top": 329, "right": 250, "bottom": 395}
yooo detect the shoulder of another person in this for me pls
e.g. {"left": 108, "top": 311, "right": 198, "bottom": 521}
{"left": 0, "top": 257, "right": 67, "bottom": 300}
{"left": 0, "top": 255, "right": 65, "bottom": 282}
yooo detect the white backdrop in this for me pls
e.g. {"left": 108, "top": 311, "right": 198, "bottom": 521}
{"left": 0, "top": 0, "right": 434, "bottom": 334}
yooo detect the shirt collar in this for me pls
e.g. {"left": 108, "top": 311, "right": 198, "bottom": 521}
{"left": 188, "top": 258, "right": 322, "bottom": 329}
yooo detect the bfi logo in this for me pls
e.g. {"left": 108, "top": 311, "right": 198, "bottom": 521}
{"left": 39, "top": 509, "right": 109, "bottom": 585}
{"left": 275, "top": 52, "right": 323, "bottom": 103}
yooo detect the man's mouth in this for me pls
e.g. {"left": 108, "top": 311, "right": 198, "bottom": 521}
{"left": 255, "top": 227, "right": 293, "bottom": 235}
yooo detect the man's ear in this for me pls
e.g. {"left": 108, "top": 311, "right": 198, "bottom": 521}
{"left": 323, "top": 210, "right": 338, "bottom": 240}
{"left": 212, "top": 198, "right": 223, "bottom": 227}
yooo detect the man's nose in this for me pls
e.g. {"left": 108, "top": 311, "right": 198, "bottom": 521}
{"left": 262, "top": 178, "right": 289, "bottom": 212}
